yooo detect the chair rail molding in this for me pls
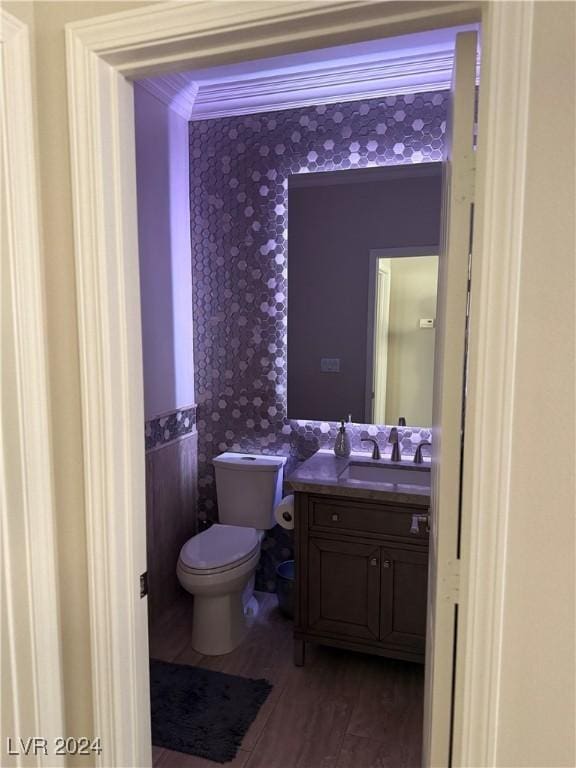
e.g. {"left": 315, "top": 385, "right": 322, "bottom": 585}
{"left": 65, "top": 1, "right": 533, "bottom": 766}
{"left": 1, "top": 9, "right": 65, "bottom": 760}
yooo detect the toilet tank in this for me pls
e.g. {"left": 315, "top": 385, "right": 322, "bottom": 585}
{"left": 212, "top": 452, "right": 287, "bottom": 529}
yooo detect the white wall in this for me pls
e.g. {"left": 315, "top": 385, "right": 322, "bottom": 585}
{"left": 134, "top": 84, "right": 194, "bottom": 420}
{"left": 493, "top": 2, "right": 575, "bottom": 765}
{"left": 384, "top": 256, "right": 438, "bottom": 426}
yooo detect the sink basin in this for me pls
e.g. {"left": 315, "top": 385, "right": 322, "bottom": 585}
{"left": 342, "top": 460, "right": 430, "bottom": 488}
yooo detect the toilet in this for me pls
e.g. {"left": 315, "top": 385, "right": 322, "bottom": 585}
{"left": 177, "top": 452, "right": 286, "bottom": 655}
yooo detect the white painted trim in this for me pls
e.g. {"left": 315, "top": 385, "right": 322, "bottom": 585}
{"left": 423, "top": 29, "right": 478, "bottom": 767}
{"left": 454, "top": 3, "right": 535, "bottom": 765}
{"left": 370, "top": 245, "right": 440, "bottom": 259}
{"left": 65, "top": 30, "right": 150, "bottom": 768}
{"left": 0, "top": 9, "right": 65, "bottom": 762}
{"left": 69, "top": 0, "right": 479, "bottom": 78}
{"left": 190, "top": 50, "right": 454, "bottom": 120}
{"left": 140, "top": 47, "right": 478, "bottom": 121}
{"left": 364, "top": 252, "right": 378, "bottom": 423}
{"left": 138, "top": 71, "right": 198, "bottom": 120}
{"left": 61, "top": 1, "right": 537, "bottom": 765}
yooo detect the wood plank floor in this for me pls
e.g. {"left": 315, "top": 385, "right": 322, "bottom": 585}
{"left": 149, "top": 592, "right": 424, "bottom": 768}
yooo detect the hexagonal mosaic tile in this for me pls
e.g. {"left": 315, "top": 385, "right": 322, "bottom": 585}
{"left": 189, "top": 91, "right": 444, "bottom": 532}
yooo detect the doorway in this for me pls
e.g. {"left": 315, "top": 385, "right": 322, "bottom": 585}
{"left": 64, "top": 3, "right": 534, "bottom": 766}
{"left": 137, "top": 29, "right": 474, "bottom": 763}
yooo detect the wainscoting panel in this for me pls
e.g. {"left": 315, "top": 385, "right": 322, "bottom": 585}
{"left": 146, "top": 431, "right": 198, "bottom": 627}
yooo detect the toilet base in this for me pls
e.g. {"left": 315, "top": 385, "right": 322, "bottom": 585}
{"left": 190, "top": 573, "right": 258, "bottom": 656}
{"left": 177, "top": 542, "right": 261, "bottom": 657}
{"left": 191, "top": 591, "right": 249, "bottom": 656}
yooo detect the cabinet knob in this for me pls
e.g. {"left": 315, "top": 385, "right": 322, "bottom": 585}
{"left": 331, "top": 513, "right": 339, "bottom": 522}
{"left": 382, "top": 560, "right": 391, "bottom": 568}
{"left": 370, "top": 557, "right": 379, "bottom": 567}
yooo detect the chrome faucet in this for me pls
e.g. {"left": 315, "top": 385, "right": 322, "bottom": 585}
{"left": 414, "top": 441, "right": 432, "bottom": 464}
{"left": 388, "top": 427, "right": 401, "bottom": 462}
{"left": 361, "top": 438, "right": 381, "bottom": 460}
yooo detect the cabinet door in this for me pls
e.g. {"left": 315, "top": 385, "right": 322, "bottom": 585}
{"left": 380, "top": 547, "right": 428, "bottom": 652}
{"left": 308, "top": 537, "right": 380, "bottom": 641}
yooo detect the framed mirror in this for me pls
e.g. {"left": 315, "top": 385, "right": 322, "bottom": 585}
{"left": 287, "top": 163, "right": 442, "bottom": 426}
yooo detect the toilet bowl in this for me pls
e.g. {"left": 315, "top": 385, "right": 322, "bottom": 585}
{"left": 176, "top": 451, "right": 286, "bottom": 656}
{"left": 177, "top": 524, "right": 261, "bottom": 655}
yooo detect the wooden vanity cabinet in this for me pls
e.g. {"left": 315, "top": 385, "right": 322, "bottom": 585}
{"left": 294, "top": 493, "right": 429, "bottom": 666}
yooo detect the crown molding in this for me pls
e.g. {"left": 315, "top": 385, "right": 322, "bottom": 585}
{"left": 193, "top": 50, "right": 457, "bottom": 120}
{"left": 137, "top": 71, "right": 198, "bottom": 119}
{"left": 138, "top": 47, "right": 466, "bottom": 120}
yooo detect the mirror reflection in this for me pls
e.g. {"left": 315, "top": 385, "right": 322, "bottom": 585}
{"left": 369, "top": 253, "right": 438, "bottom": 426}
{"left": 287, "top": 164, "right": 442, "bottom": 426}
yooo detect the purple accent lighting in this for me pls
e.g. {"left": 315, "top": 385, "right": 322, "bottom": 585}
{"left": 190, "top": 91, "right": 446, "bottom": 521}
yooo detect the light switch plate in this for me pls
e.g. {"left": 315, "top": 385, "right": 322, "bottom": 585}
{"left": 419, "top": 318, "right": 435, "bottom": 329}
{"left": 321, "top": 358, "right": 340, "bottom": 372}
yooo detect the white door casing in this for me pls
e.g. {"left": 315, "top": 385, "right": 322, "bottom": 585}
{"left": 455, "top": 4, "right": 536, "bottom": 764}
{"left": 0, "top": 10, "right": 65, "bottom": 765}
{"left": 422, "top": 30, "right": 477, "bottom": 767}
{"left": 66, "top": 37, "right": 150, "bottom": 768}
{"left": 365, "top": 252, "right": 392, "bottom": 423}
{"left": 63, "top": 2, "right": 535, "bottom": 766}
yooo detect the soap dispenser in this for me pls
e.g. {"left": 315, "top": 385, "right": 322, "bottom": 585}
{"left": 334, "top": 420, "right": 351, "bottom": 458}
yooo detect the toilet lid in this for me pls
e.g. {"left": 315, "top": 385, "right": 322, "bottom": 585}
{"left": 179, "top": 524, "right": 259, "bottom": 571}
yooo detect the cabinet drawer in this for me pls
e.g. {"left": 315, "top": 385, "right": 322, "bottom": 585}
{"left": 310, "top": 497, "right": 428, "bottom": 541}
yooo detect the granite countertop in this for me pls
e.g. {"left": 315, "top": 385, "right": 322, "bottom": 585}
{"left": 286, "top": 449, "right": 431, "bottom": 506}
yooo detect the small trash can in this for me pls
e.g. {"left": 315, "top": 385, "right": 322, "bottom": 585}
{"left": 276, "top": 560, "right": 295, "bottom": 619}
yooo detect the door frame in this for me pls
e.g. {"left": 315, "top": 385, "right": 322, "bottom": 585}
{"left": 367, "top": 254, "right": 391, "bottom": 424}
{"left": 1, "top": 9, "right": 65, "bottom": 756}
{"left": 64, "top": 1, "right": 535, "bottom": 766}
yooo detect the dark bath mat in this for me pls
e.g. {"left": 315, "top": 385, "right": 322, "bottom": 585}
{"left": 150, "top": 658, "right": 273, "bottom": 763}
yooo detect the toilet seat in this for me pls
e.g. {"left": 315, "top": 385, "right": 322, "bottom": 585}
{"left": 178, "top": 524, "right": 259, "bottom": 575}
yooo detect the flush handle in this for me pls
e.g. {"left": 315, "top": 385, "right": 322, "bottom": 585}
{"left": 331, "top": 513, "right": 339, "bottom": 522}
{"left": 370, "top": 557, "right": 379, "bottom": 567}
{"left": 410, "top": 514, "right": 430, "bottom": 534}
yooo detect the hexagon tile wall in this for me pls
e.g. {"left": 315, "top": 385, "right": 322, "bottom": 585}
{"left": 190, "top": 92, "right": 445, "bottom": 589}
